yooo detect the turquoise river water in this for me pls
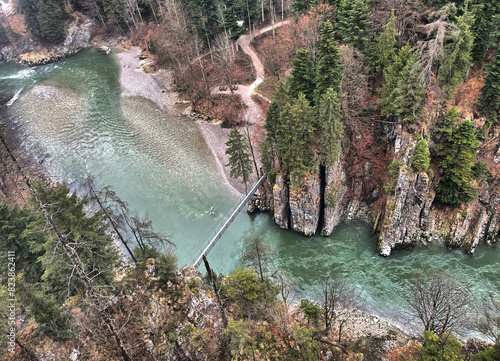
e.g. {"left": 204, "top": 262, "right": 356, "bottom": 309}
{"left": 1, "top": 50, "right": 499, "bottom": 329}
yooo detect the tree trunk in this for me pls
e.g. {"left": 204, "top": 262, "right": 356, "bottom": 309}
{"left": 244, "top": 123, "right": 260, "bottom": 178}
{"left": 0, "top": 134, "right": 133, "bottom": 361}
{"left": 89, "top": 185, "right": 138, "bottom": 265}
{"left": 202, "top": 255, "right": 228, "bottom": 328}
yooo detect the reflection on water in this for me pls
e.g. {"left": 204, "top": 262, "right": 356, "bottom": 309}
{"left": 1, "top": 51, "right": 499, "bottom": 330}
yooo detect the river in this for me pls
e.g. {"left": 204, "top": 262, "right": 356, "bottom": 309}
{"left": 1, "top": 50, "right": 499, "bottom": 330}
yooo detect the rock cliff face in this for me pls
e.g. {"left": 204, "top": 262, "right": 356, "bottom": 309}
{"left": 248, "top": 123, "right": 500, "bottom": 256}
{"left": 273, "top": 174, "right": 290, "bottom": 229}
{"left": 0, "top": 16, "right": 94, "bottom": 66}
{"left": 376, "top": 132, "right": 500, "bottom": 256}
{"left": 289, "top": 165, "right": 321, "bottom": 236}
{"left": 377, "top": 168, "right": 434, "bottom": 256}
{"left": 321, "top": 156, "right": 349, "bottom": 236}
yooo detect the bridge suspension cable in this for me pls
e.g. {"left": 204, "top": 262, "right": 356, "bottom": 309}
{"left": 191, "top": 174, "right": 267, "bottom": 267}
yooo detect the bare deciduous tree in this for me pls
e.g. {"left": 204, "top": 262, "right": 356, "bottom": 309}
{"left": 477, "top": 293, "right": 500, "bottom": 343}
{"left": 318, "top": 275, "right": 359, "bottom": 331}
{"left": 241, "top": 237, "right": 276, "bottom": 282}
{"left": 0, "top": 133, "right": 133, "bottom": 361}
{"left": 403, "top": 273, "right": 475, "bottom": 337}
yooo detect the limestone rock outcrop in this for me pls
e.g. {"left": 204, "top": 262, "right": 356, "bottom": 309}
{"left": 289, "top": 167, "right": 321, "bottom": 236}
{"left": 273, "top": 174, "right": 290, "bottom": 229}
{"left": 322, "top": 156, "right": 348, "bottom": 236}
{"left": 378, "top": 168, "right": 433, "bottom": 256}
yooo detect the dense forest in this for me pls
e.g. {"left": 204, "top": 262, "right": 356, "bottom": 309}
{"left": 1, "top": 0, "right": 500, "bottom": 359}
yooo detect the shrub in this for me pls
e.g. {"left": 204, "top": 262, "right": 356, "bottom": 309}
{"left": 388, "top": 159, "right": 402, "bottom": 178}
{"left": 411, "top": 139, "right": 431, "bottom": 172}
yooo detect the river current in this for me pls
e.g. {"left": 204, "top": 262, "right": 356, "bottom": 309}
{"left": 1, "top": 50, "right": 499, "bottom": 330}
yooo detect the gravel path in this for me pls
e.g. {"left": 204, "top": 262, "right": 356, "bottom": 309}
{"left": 204, "top": 21, "right": 291, "bottom": 193}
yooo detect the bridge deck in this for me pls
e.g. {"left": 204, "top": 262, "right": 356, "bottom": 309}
{"left": 192, "top": 175, "right": 267, "bottom": 267}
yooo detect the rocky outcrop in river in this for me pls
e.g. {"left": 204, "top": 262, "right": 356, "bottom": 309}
{"left": 248, "top": 122, "right": 500, "bottom": 256}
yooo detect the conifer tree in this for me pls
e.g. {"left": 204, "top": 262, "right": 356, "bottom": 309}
{"left": 189, "top": 0, "right": 219, "bottom": 43}
{"left": 315, "top": 20, "right": 342, "bottom": 102}
{"left": 317, "top": 88, "right": 344, "bottom": 166}
{"left": 470, "top": 0, "right": 500, "bottom": 62}
{"left": 375, "top": 10, "right": 397, "bottom": 73}
{"left": 479, "top": 50, "right": 500, "bottom": 121}
{"left": 0, "top": 24, "right": 9, "bottom": 46}
{"left": 288, "top": 49, "right": 316, "bottom": 104}
{"left": 337, "top": 0, "right": 373, "bottom": 59}
{"left": 261, "top": 82, "right": 290, "bottom": 180}
{"left": 275, "top": 94, "right": 315, "bottom": 178}
{"left": 436, "top": 118, "right": 479, "bottom": 205}
{"left": 434, "top": 106, "right": 459, "bottom": 160}
{"left": 225, "top": 128, "right": 254, "bottom": 192}
{"left": 33, "top": 184, "right": 120, "bottom": 303}
{"left": 411, "top": 138, "right": 430, "bottom": 172}
{"left": 379, "top": 45, "right": 427, "bottom": 123}
{"left": 291, "top": 0, "right": 318, "bottom": 15}
{"left": 438, "top": 9, "right": 475, "bottom": 98}
{"left": 37, "top": 0, "right": 66, "bottom": 44}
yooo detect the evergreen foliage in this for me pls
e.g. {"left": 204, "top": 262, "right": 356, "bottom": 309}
{"left": 37, "top": 0, "right": 66, "bottom": 44}
{"left": 375, "top": 10, "right": 397, "bottom": 73}
{"left": 33, "top": 183, "right": 119, "bottom": 302}
{"left": 317, "top": 88, "right": 344, "bottom": 166}
{"left": 314, "top": 20, "right": 342, "bottom": 101}
{"left": 438, "top": 9, "right": 475, "bottom": 98}
{"left": 288, "top": 49, "right": 316, "bottom": 105}
{"left": 379, "top": 45, "right": 427, "bottom": 123}
{"left": 411, "top": 138, "right": 431, "bottom": 172}
{"left": 292, "top": 326, "right": 321, "bottom": 361}
{"left": 16, "top": 278, "right": 74, "bottom": 340}
{"left": 419, "top": 331, "right": 463, "bottom": 361}
{"left": 435, "top": 116, "right": 480, "bottom": 205}
{"left": 476, "top": 341, "right": 500, "bottom": 361}
{"left": 222, "top": 267, "right": 279, "bottom": 318}
{"left": 469, "top": 0, "right": 500, "bottom": 62}
{"left": 156, "top": 253, "right": 179, "bottom": 287}
{"left": 337, "top": 0, "right": 373, "bottom": 59}
{"left": 261, "top": 83, "right": 290, "bottom": 181}
{"left": 0, "top": 24, "right": 9, "bottom": 46}
{"left": 225, "top": 128, "right": 254, "bottom": 192}
{"left": 0, "top": 202, "right": 46, "bottom": 284}
{"left": 479, "top": 50, "right": 500, "bottom": 122}
{"left": 225, "top": 320, "right": 258, "bottom": 359}
{"left": 19, "top": 0, "right": 66, "bottom": 44}
{"left": 189, "top": 0, "right": 219, "bottom": 42}
{"left": 300, "top": 299, "right": 322, "bottom": 326}
{"left": 291, "top": 0, "right": 318, "bottom": 15}
{"left": 275, "top": 93, "right": 316, "bottom": 178}
{"left": 232, "top": 0, "right": 259, "bottom": 30}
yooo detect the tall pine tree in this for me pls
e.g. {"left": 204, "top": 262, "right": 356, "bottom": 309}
{"left": 411, "top": 138, "right": 430, "bottom": 172}
{"left": 337, "top": 0, "right": 373, "bottom": 60}
{"left": 275, "top": 94, "right": 315, "bottom": 178}
{"left": 479, "top": 49, "right": 500, "bottom": 121}
{"left": 375, "top": 10, "right": 397, "bottom": 73}
{"left": 379, "top": 45, "right": 427, "bottom": 123}
{"left": 438, "top": 9, "right": 475, "bottom": 98}
{"left": 436, "top": 117, "right": 479, "bottom": 205}
{"left": 315, "top": 20, "right": 342, "bottom": 102}
{"left": 225, "top": 128, "right": 254, "bottom": 192}
{"left": 469, "top": 0, "right": 500, "bottom": 62}
{"left": 317, "top": 88, "right": 344, "bottom": 166}
{"left": 288, "top": 49, "right": 316, "bottom": 104}
{"left": 261, "top": 82, "right": 290, "bottom": 180}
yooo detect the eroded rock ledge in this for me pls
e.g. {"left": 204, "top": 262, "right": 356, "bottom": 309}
{"left": 248, "top": 125, "right": 500, "bottom": 256}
